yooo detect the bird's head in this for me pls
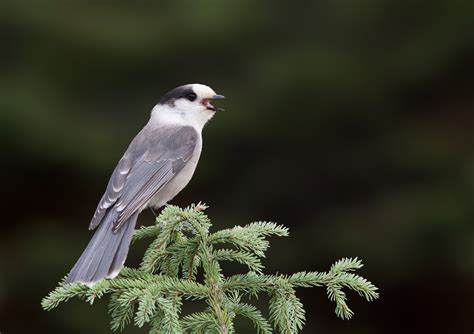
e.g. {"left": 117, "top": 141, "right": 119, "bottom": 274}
{"left": 152, "top": 84, "right": 225, "bottom": 129}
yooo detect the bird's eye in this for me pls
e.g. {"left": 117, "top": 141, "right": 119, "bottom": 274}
{"left": 185, "top": 93, "right": 197, "bottom": 101}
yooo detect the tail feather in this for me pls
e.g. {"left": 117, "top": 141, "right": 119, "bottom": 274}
{"left": 109, "top": 218, "right": 137, "bottom": 277}
{"left": 66, "top": 211, "right": 139, "bottom": 285}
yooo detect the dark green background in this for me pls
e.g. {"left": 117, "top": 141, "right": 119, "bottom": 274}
{"left": 1, "top": 0, "right": 473, "bottom": 333}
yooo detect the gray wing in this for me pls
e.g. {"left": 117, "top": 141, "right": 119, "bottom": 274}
{"left": 89, "top": 125, "right": 198, "bottom": 231}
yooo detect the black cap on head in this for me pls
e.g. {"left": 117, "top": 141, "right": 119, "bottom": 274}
{"left": 159, "top": 85, "right": 195, "bottom": 105}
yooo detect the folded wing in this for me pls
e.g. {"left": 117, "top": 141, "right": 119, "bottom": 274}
{"left": 89, "top": 125, "right": 198, "bottom": 231}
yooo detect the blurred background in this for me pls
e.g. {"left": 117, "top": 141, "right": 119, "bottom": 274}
{"left": 1, "top": 0, "right": 473, "bottom": 333}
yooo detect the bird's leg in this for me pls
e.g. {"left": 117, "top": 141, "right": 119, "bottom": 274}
{"left": 149, "top": 207, "right": 158, "bottom": 218}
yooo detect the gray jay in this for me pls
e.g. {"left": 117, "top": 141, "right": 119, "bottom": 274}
{"left": 66, "top": 84, "right": 224, "bottom": 285}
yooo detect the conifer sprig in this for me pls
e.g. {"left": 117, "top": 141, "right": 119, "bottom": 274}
{"left": 42, "top": 204, "right": 379, "bottom": 333}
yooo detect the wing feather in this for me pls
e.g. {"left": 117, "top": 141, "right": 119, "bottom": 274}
{"left": 89, "top": 157, "right": 133, "bottom": 229}
{"left": 114, "top": 163, "right": 175, "bottom": 230}
{"left": 89, "top": 125, "right": 198, "bottom": 231}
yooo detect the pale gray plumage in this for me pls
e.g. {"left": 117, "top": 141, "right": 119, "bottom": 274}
{"left": 94, "top": 126, "right": 197, "bottom": 231}
{"left": 66, "top": 84, "right": 223, "bottom": 285}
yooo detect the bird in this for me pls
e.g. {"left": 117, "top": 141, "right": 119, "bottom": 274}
{"left": 66, "top": 84, "right": 225, "bottom": 285}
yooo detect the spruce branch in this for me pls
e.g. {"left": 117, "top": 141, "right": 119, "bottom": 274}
{"left": 227, "top": 294, "right": 272, "bottom": 334}
{"left": 42, "top": 203, "right": 379, "bottom": 333}
{"left": 213, "top": 248, "right": 264, "bottom": 273}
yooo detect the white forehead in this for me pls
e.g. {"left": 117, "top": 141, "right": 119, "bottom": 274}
{"left": 190, "top": 84, "right": 216, "bottom": 98}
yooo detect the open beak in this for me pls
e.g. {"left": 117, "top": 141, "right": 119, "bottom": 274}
{"left": 207, "top": 94, "right": 225, "bottom": 112}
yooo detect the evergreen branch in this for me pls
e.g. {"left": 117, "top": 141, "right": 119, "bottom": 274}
{"left": 181, "top": 311, "right": 216, "bottom": 333}
{"left": 336, "top": 272, "right": 379, "bottom": 302}
{"left": 86, "top": 280, "right": 111, "bottom": 304}
{"left": 269, "top": 287, "right": 305, "bottom": 334}
{"left": 209, "top": 222, "right": 288, "bottom": 257}
{"left": 326, "top": 284, "right": 353, "bottom": 320}
{"left": 109, "top": 275, "right": 209, "bottom": 299}
{"left": 182, "top": 246, "right": 201, "bottom": 280}
{"left": 213, "top": 249, "right": 264, "bottom": 273}
{"left": 163, "top": 235, "right": 201, "bottom": 277}
{"left": 284, "top": 271, "right": 326, "bottom": 288}
{"left": 243, "top": 222, "right": 290, "bottom": 237}
{"left": 140, "top": 222, "right": 180, "bottom": 273}
{"left": 41, "top": 283, "right": 89, "bottom": 310}
{"left": 222, "top": 272, "right": 273, "bottom": 295}
{"left": 133, "top": 223, "right": 162, "bottom": 242}
{"left": 148, "top": 310, "right": 165, "bottom": 334}
{"left": 109, "top": 292, "right": 135, "bottom": 331}
{"left": 156, "top": 295, "right": 183, "bottom": 333}
{"left": 135, "top": 288, "right": 158, "bottom": 327}
{"left": 42, "top": 204, "right": 379, "bottom": 333}
{"left": 230, "top": 302, "right": 272, "bottom": 334}
{"left": 330, "top": 257, "right": 363, "bottom": 273}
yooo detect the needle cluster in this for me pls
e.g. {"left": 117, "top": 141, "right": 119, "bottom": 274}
{"left": 42, "top": 203, "right": 378, "bottom": 333}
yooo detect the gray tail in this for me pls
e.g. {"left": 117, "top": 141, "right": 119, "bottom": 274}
{"left": 66, "top": 211, "right": 139, "bottom": 285}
